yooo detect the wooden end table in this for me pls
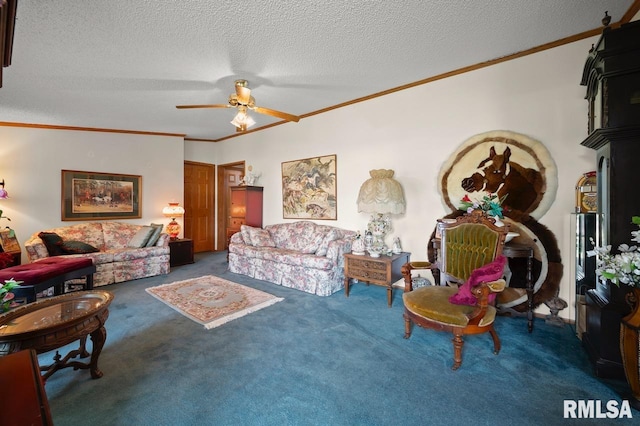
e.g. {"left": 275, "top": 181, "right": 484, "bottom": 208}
{"left": 169, "top": 238, "right": 194, "bottom": 267}
{"left": 0, "top": 290, "right": 114, "bottom": 380}
{"left": 344, "top": 252, "right": 410, "bottom": 307}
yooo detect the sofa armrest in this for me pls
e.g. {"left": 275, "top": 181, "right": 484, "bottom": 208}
{"left": 156, "top": 233, "right": 171, "bottom": 247}
{"left": 229, "top": 232, "right": 245, "bottom": 245}
{"left": 24, "top": 237, "right": 50, "bottom": 262}
{"left": 326, "top": 237, "right": 353, "bottom": 267}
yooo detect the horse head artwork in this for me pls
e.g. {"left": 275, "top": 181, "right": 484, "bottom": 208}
{"left": 461, "top": 146, "right": 545, "bottom": 221}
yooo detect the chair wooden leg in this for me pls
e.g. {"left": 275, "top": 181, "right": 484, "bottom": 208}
{"left": 452, "top": 331, "right": 464, "bottom": 370}
{"left": 490, "top": 327, "right": 501, "bottom": 355}
{"left": 403, "top": 312, "right": 412, "bottom": 339}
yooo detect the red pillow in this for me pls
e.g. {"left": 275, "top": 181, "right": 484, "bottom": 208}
{"left": 448, "top": 255, "right": 507, "bottom": 306}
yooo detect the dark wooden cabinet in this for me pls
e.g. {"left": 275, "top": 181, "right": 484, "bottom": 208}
{"left": 580, "top": 20, "right": 640, "bottom": 379}
{"left": 0, "top": 349, "right": 53, "bottom": 425}
{"left": 228, "top": 186, "right": 263, "bottom": 244}
{"left": 0, "top": 249, "right": 20, "bottom": 267}
{"left": 169, "top": 238, "right": 194, "bottom": 267}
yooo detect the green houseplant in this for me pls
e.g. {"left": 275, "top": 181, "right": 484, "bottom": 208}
{"left": 588, "top": 217, "right": 640, "bottom": 410}
{"left": 587, "top": 216, "right": 640, "bottom": 287}
{"left": 0, "top": 278, "right": 21, "bottom": 312}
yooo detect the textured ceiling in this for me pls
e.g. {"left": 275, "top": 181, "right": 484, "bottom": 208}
{"left": 0, "top": 1, "right": 636, "bottom": 141}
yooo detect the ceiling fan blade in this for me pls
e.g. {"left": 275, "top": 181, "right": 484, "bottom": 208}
{"left": 253, "top": 106, "right": 300, "bottom": 122}
{"left": 176, "top": 104, "right": 231, "bottom": 109}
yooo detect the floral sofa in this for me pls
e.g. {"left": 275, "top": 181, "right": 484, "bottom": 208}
{"left": 228, "top": 221, "right": 356, "bottom": 296}
{"left": 24, "top": 222, "right": 170, "bottom": 287}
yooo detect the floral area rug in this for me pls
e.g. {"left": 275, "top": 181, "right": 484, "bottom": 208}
{"left": 145, "top": 275, "right": 283, "bottom": 329}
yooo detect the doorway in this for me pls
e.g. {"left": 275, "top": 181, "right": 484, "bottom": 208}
{"left": 216, "top": 161, "right": 245, "bottom": 250}
{"left": 184, "top": 161, "right": 215, "bottom": 253}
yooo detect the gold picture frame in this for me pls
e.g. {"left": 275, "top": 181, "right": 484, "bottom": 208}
{"left": 61, "top": 170, "right": 142, "bottom": 221}
{"left": 0, "top": 229, "right": 20, "bottom": 253}
{"left": 281, "top": 154, "right": 337, "bottom": 220}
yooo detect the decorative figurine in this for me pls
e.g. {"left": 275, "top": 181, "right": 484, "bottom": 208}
{"left": 364, "top": 230, "right": 373, "bottom": 251}
{"left": 351, "top": 232, "right": 366, "bottom": 255}
{"left": 392, "top": 237, "right": 402, "bottom": 254}
{"left": 240, "top": 165, "right": 261, "bottom": 186}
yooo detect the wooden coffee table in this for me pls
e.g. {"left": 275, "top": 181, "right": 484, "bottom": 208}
{"left": 0, "top": 290, "right": 114, "bottom": 380}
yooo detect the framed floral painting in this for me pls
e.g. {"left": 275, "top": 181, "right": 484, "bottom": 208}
{"left": 61, "top": 170, "right": 142, "bottom": 221}
{"left": 281, "top": 154, "right": 337, "bottom": 220}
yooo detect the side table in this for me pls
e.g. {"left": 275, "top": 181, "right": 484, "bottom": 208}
{"left": 0, "top": 249, "right": 21, "bottom": 267}
{"left": 501, "top": 242, "right": 535, "bottom": 333}
{"left": 344, "top": 252, "right": 410, "bottom": 307}
{"left": 169, "top": 238, "right": 194, "bottom": 267}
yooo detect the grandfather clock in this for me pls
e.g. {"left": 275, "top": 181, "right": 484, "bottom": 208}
{"left": 580, "top": 19, "right": 640, "bottom": 378}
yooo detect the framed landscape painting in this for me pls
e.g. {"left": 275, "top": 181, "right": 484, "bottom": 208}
{"left": 281, "top": 154, "right": 337, "bottom": 220}
{"left": 61, "top": 170, "right": 142, "bottom": 221}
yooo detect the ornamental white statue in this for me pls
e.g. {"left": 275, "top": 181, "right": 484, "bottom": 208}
{"left": 240, "top": 165, "right": 261, "bottom": 186}
{"left": 392, "top": 237, "right": 402, "bottom": 254}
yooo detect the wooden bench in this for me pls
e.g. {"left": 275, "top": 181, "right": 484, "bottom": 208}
{"left": 0, "top": 257, "right": 96, "bottom": 304}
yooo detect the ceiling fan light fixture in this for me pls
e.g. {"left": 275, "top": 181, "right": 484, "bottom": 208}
{"left": 230, "top": 108, "right": 256, "bottom": 130}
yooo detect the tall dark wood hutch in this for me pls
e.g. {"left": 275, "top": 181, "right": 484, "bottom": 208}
{"left": 580, "top": 20, "right": 640, "bottom": 378}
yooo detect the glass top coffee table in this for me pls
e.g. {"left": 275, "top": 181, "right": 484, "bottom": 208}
{"left": 0, "top": 290, "right": 114, "bottom": 380}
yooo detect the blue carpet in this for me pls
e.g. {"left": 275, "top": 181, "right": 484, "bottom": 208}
{"left": 40, "top": 252, "right": 636, "bottom": 425}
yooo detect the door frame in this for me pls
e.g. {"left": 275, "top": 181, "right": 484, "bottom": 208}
{"left": 216, "top": 161, "right": 245, "bottom": 251}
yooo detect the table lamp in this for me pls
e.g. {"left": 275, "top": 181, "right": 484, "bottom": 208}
{"left": 356, "top": 169, "right": 405, "bottom": 255}
{"left": 162, "top": 203, "right": 185, "bottom": 240}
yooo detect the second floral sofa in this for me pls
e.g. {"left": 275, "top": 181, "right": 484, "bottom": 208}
{"left": 228, "top": 221, "right": 355, "bottom": 296}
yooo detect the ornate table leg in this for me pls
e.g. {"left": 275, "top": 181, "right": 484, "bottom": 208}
{"left": 89, "top": 325, "right": 107, "bottom": 379}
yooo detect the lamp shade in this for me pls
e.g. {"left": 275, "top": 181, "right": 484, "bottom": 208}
{"left": 162, "top": 203, "right": 185, "bottom": 218}
{"left": 357, "top": 169, "right": 405, "bottom": 214}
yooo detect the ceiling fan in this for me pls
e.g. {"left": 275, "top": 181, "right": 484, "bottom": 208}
{"left": 176, "top": 79, "right": 300, "bottom": 132}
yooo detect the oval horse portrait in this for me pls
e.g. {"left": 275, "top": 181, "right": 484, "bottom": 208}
{"left": 439, "top": 130, "right": 557, "bottom": 221}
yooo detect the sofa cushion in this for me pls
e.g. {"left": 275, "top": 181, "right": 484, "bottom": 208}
{"left": 240, "top": 225, "right": 253, "bottom": 245}
{"left": 45, "top": 223, "right": 106, "bottom": 251}
{"left": 38, "top": 232, "right": 65, "bottom": 256}
{"left": 128, "top": 226, "right": 155, "bottom": 248}
{"left": 239, "top": 245, "right": 334, "bottom": 270}
{"left": 59, "top": 240, "right": 100, "bottom": 254}
{"left": 145, "top": 223, "right": 164, "bottom": 247}
{"left": 102, "top": 222, "right": 149, "bottom": 250}
{"left": 266, "top": 222, "right": 326, "bottom": 254}
{"left": 247, "top": 227, "right": 276, "bottom": 248}
{"left": 316, "top": 228, "right": 339, "bottom": 256}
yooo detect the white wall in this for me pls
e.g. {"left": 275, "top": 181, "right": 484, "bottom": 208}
{"left": 186, "top": 36, "right": 600, "bottom": 321}
{"left": 0, "top": 34, "right": 602, "bottom": 322}
{"left": 0, "top": 127, "right": 185, "bottom": 255}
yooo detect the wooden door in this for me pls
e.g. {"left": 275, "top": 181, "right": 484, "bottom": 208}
{"left": 216, "top": 162, "right": 244, "bottom": 250}
{"left": 184, "top": 161, "right": 215, "bottom": 253}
